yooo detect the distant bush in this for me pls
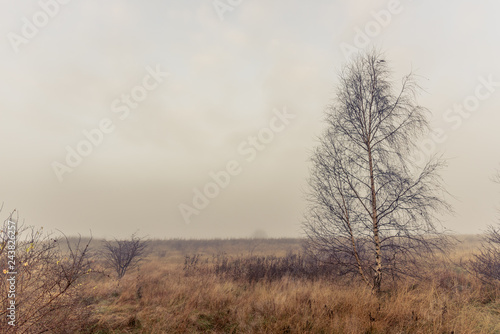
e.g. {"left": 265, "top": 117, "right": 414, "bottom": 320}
{"left": 101, "top": 233, "right": 148, "bottom": 279}
{"left": 211, "top": 252, "right": 338, "bottom": 283}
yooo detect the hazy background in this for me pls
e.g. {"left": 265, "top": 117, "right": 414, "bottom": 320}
{"left": 1, "top": 0, "right": 499, "bottom": 238}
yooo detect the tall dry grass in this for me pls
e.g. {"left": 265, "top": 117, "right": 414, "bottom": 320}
{"left": 66, "top": 237, "right": 500, "bottom": 334}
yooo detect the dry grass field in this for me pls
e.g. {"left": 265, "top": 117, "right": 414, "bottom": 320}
{"left": 35, "top": 235, "right": 497, "bottom": 334}
{"left": 3, "top": 234, "right": 500, "bottom": 333}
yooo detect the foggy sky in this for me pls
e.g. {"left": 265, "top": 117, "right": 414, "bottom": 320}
{"left": 1, "top": 0, "right": 499, "bottom": 238}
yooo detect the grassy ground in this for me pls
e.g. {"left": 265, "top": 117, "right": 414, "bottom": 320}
{"left": 60, "top": 236, "right": 500, "bottom": 333}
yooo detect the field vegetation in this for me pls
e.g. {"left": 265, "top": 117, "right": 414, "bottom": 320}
{"left": 3, "top": 232, "right": 500, "bottom": 333}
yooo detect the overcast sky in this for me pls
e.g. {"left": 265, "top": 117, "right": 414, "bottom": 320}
{"left": 1, "top": 0, "right": 499, "bottom": 238}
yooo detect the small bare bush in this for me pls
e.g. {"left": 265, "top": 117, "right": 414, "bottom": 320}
{"left": 0, "top": 210, "right": 94, "bottom": 333}
{"left": 469, "top": 225, "right": 500, "bottom": 283}
{"left": 468, "top": 169, "right": 500, "bottom": 283}
{"left": 102, "top": 233, "right": 147, "bottom": 279}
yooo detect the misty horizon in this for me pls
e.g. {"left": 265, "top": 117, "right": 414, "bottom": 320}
{"left": 1, "top": 0, "right": 499, "bottom": 239}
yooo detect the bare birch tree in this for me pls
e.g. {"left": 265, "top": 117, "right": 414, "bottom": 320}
{"left": 303, "top": 51, "right": 451, "bottom": 292}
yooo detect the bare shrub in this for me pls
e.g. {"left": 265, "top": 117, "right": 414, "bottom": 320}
{"left": 102, "top": 233, "right": 147, "bottom": 279}
{"left": 468, "top": 227, "right": 500, "bottom": 284}
{"left": 0, "top": 210, "right": 94, "bottom": 333}
{"left": 467, "top": 168, "right": 500, "bottom": 283}
{"left": 212, "top": 252, "right": 337, "bottom": 283}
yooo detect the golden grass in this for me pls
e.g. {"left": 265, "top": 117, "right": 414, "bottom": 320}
{"left": 75, "top": 237, "right": 500, "bottom": 334}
